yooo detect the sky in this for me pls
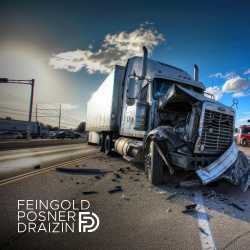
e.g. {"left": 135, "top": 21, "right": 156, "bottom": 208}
{"left": 0, "top": 0, "right": 250, "bottom": 129}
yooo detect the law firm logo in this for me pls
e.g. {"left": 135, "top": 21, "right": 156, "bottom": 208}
{"left": 79, "top": 212, "right": 100, "bottom": 232}
{"left": 18, "top": 200, "right": 100, "bottom": 233}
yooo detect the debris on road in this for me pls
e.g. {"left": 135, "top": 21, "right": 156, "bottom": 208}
{"left": 206, "top": 191, "right": 216, "bottom": 198}
{"left": 76, "top": 182, "right": 80, "bottom": 184}
{"left": 117, "top": 168, "right": 125, "bottom": 172}
{"left": 95, "top": 176, "right": 101, "bottom": 180}
{"left": 121, "top": 194, "right": 130, "bottom": 201}
{"left": 113, "top": 173, "right": 121, "bottom": 178}
{"left": 182, "top": 203, "right": 197, "bottom": 212}
{"left": 76, "top": 165, "right": 79, "bottom": 167}
{"left": 225, "top": 209, "right": 229, "bottom": 213}
{"left": 34, "top": 165, "right": 40, "bottom": 169}
{"left": 167, "top": 208, "right": 172, "bottom": 212}
{"left": 112, "top": 179, "right": 116, "bottom": 181}
{"left": 109, "top": 186, "right": 123, "bottom": 194}
{"left": 198, "top": 227, "right": 206, "bottom": 234}
{"left": 166, "top": 192, "right": 177, "bottom": 200}
{"left": 134, "top": 179, "right": 140, "bottom": 181}
{"left": 83, "top": 191, "right": 99, "bottom": 195}
{"left": 157, "top": 190, "right": 167, "bottom": 195}
{"left": 232, "top": 203, "right": 245, "bottom": 211}
{"left": 180, "top": 179, "right": 201, "bottom": 188}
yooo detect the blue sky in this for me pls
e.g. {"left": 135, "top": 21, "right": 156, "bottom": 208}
{"left": 0, "top": 0, "right": 249, "bottom": 128}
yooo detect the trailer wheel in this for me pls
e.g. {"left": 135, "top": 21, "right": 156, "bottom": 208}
{"left": 105, "top": 135, "right": 112, "bottom": 156}
{"left": 148, "top": 141, "right": 163, "bottom": 185}
{"left": 98, "top": 134, "right": 106, "bottom": 152}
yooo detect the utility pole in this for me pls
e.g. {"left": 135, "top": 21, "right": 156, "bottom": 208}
{"left": 36, "top": 104, "right": 37, "bottom": 122}
{"left": 59, "top": 104, "right": 61, "bottom": 131}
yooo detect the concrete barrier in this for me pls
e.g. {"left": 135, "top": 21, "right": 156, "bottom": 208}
{"left": 0, "top": 138, "right": 87, "bottom": 149}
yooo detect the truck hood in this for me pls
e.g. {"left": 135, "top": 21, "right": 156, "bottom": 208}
{"left": 157, "top": 84, "right": 229, "bottom": 111}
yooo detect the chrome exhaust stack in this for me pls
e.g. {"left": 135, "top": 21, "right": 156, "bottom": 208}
{"left": 194, "top": 64, "right": 199, "bottom": 81}
{"left": 141, "top": 46, "right": 148, "bottom": 79}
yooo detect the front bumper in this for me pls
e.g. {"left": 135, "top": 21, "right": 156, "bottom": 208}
{"left": 196, "top": 140, "right": 239, "bottom": 185}
{"left": 168, "top": 152, "right": 218, "bottom": 170}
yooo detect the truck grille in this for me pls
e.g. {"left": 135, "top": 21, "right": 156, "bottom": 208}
{"left": 200, "top": 109, "right": 234, "bottom": 152}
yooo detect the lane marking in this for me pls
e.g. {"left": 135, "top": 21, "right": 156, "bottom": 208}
{"left": 194, "top": 195, "right": 216, "bottom": 250}
{"left": 0, "top": 145, "right": 88, "bottom": 161}
{"left": 0, "top": 152, "right": 104, "bottom": 187}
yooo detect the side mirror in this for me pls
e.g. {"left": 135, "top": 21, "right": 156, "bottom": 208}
{"left": 126, "top": 78, "right": 137, "bottom": 106}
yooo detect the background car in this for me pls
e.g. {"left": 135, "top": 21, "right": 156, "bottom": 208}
{"left": 55, "top": 131, "right": 80, "bottom": 139}
{"left": 50, "top": 131, "right": 60, "bottom": 139}
{"left": 0, "top": 131, "right": 23, "bottom": 139}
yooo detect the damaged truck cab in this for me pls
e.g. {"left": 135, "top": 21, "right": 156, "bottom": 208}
{"left": 86, "top": 46, "right": 238, "bottom": 185}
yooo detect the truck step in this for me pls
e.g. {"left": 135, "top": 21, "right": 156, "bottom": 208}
{"left": 123, "top": 156, "right": 135, "bottom": 162}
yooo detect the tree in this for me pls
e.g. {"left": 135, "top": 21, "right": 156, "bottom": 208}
{"left": 75, "top": 122, "right": 86, "bottom": 132}
{"left": 45, "top": 124, "right": 53, "bottom": 131}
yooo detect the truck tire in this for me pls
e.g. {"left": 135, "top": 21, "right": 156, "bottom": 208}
{"left": 98, "top": 134, "right": 106, "bottom": 152}
{"left": 105, "top": 135, "right": 112, "bottom": 156}
{"left": 149, "top": 141, "right": 163, "bottom": 185}
{"left": 242, "top": 139, "right": 247, "bottom": 147}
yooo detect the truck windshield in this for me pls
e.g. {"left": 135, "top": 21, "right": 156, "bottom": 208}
{"left": 153, "top": 79, "right": 204, "bottom": 100}
{"left": 153, "top": 79, "right": 173, "bottom": 100}
{"left": 240, "top": 128, "right": 250, "bottom": 134}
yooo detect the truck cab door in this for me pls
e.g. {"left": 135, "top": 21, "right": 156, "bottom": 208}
{"left": 125, "top": 112, "right": 132, "bottom": 129}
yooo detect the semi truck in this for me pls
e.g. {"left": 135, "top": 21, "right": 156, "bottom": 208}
{"left": 86, "top": 46, "right": 239, "bottom": 185}
{"left": 237, "top": 125, "right": 250, "bottom": 146}
{"left": 0, "top": 119, "right": 49, "bottom": 139}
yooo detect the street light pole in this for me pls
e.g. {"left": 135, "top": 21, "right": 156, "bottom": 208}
{"left": 0, "top": 78, "right": 35, "bottom": 141}
{"left": 27, "top": 79, "right": 35, "bottom": 141}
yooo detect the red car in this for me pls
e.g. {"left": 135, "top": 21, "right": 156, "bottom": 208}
{"left": 237, "top": 125, "right": 250, "bottom": 146}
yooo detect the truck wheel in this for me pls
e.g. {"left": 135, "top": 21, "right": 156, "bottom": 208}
{"left": 149, "top": 141, "right": 163, "bottom": 185}
{"left": 42, "top": 134, "right": 46, "bottom": 139}
{"left": 105, "top": 135, "right": 112, "bottom": 156}
{"left": 242, "top": 139, "right": 247, "bottom": 147}
{"left": 98, "top": 134, "right": 106, "bottom": 152}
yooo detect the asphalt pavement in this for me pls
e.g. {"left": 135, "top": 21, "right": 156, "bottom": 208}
{"left": 0, "top": 144, "right": 249, "bottom": 250}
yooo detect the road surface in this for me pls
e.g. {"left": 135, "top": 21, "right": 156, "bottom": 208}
{"left": 0, "top": 144, "right": 249, "bottom": 250}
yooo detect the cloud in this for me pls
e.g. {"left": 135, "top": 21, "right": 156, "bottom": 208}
{"left": 88, "top": 44, "right": 93, "bottom": 49}
{"left": 209, "top": 70, "right": 237, "bottom": 80}
{"left": 241, "top": 112, "right": 250, "bottom": 116}
{"left": 237, "top": 117, "right": 250, "bottom": 122}
{"left": 205, "top": 86, "right": 224, "bottom": 100}
{"left": 222, "top": 77, "right": 250, "bottom": 93}
{"left": 49, "top": 24, "right": 165, "bottom": 74}
{"left": 232, "top": 92, "right": 250, "bottom": 97}
{"left": 56, "top": 103, "right": 78, "bottom": 110}
{"left": 243, "top": 68, "right": 250, "bottom": 75}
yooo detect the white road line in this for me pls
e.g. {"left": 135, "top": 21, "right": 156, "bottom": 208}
{"left": 0, "top": 145, "right": 87, "bottom": 161}
{"left": 194, "top": 195, "right": 216, "bottom": 250}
